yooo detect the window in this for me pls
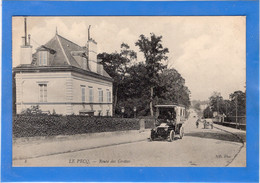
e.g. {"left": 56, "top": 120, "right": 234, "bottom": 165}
{"left": 39, "top": 51, "right": 48, "bottom": 66}
{"left": 98, "top": 89, "right": 103, "bottom": 103}
{"left": 107, "top": 89, "right": 111, "bottom": 103}
{"left": 81, "top": 86, "right": 86, "bottom": 102}
{"left": 89, "top": 86, "right": 93, "bottom": 103}
{"left": 39, "top": 84, "right": 47, "bottom": 102}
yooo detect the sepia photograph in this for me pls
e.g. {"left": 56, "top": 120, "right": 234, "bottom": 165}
{"left": 12, "top": 16, "right": 246, "bottom": 167}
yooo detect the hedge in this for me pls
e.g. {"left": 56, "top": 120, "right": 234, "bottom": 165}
{"left": 13, "top": 115, "right": 154, "bottom": 138}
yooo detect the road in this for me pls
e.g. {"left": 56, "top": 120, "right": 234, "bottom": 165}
{"left": 13, "top": 111, "right": 246, "bottom": 167}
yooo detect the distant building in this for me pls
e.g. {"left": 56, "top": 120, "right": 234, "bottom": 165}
{"left": 13, "top": 21, "right": 113, "bottom": 116}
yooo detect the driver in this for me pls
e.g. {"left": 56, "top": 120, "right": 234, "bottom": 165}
{"left": 166, "top": 111, "right": 175, "bottom": 125}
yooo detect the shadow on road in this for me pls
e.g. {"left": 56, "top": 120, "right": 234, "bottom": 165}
{"left": 185, "top": 130, "right": 246, "bottom": 143}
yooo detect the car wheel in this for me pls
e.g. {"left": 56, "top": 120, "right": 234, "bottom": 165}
{"left": 169, "top": 130, "right": 175, "bottom": 142}
{"left": 179, "top": 127, "right": 184, "bottom": 139}
{"left": 150, "top": 131, "right": 155, "bottom": 141}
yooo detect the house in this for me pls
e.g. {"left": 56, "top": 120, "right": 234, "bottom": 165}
{"left": 13, "top": 23, "right": 113, "bottom": 116}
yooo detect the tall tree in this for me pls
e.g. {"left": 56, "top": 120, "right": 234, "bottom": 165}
{"left": 209, "top": 92, "right": 225, "bottom": 114}
{"left": 154, "top": 69, "right": 191, "bottom": 108}
{"left": 229, "top": 90, "right": 246, "bottom": 117}
{"left": 119, "top": 63, "right": 151, "bottom": 117}
{"left": 98, "top": 43, "right": 137, "bottom": 115}
{"left": 203, "top": 106, "right": 213, "bottom": 118}
{"left": 135, "top": 33, "right": 169, "bottom": 116}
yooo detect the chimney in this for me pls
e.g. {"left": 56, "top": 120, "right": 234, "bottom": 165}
{"left": 87, "top": 25, "right": 98, "bottom": 73}
{"left": 20, "top": 17, "right": 32, "bottom": 65}
{"left": 97, "top": 59, "right": 103, "bottom": 75}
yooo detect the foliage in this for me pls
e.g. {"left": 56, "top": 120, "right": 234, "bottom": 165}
{"left": 203, "top": 90, "right": 246, "bottom": 119}
{"left": 135, "top": 33, "right": 169, "bottom": 86}
{"left": 194, "top": 103, "right": 201, "bottom": 111}
{"left": 21, "top": 105, "right": 48, "bottom": 115}
{"left": 208, "top": 92, "right": 227, "bottom": 115}
{"left": 229, "top": 90, "right": 246, "bottom": 117}
{"left": 135, "top": 33, "right": 169, "bottom": 116}
{"left": 155, "top": 69, "right": 191, "bottom": 107}
{"left": 98, "top": 43, "right": 137, "bottom": 115}
{"left": 203, "top": 106, "right": 213, "bottom": 118}
{"left": 13, "top": 115, "right": 154, "bottom": 138}
{"left": 98, "top": 34, "right": 190, "bottom": 118}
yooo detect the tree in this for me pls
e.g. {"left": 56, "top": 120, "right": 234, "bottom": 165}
{"left": 118, "top": 63, "right": 151, "bottom": 117}
{"left": 154, "top": 69, "right": 190, "bottom": 108}
{"left": 194, "top": 103, "right": 201, "bottom": 112}
{"left": 135, "top": 33, "right": 169, "bottom": 116}
{"left": 203, "top": 106, "right": 213, "bottom": 118}
{"left": 209, "top": 92, "right": 225, "bottom": 114}
{"left": 98, "top": 43, "right": 137, "bottom": 115}
{"left": 229, "top": 90, "right": 246, "bottom": 117}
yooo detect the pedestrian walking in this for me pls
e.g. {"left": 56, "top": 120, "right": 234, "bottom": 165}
{"left": 196, "top": 118, "right": 201, "bottom": 128}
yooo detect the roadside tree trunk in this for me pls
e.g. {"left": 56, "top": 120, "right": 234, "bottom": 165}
{"left": 113, "top": 86, "right": 118, "bottom": 115}
{"left": 150, "top": 86, "right": 154, "bottom": 117}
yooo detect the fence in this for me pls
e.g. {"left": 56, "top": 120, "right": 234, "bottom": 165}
{"left": 214, "top": 116, "right": 246, "bottom": 130}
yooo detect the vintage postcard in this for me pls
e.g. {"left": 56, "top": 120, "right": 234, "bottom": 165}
{"left": 1, "top": 1, "right": 259, "bottom": 182}
{"left": 12, "top": 16, "right": 246, "bottom": 167}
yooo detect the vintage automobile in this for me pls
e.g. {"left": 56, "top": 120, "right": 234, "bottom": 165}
{"left": 150, "top": 105, "right": 185, "bottom": 142}
{"left": 203, "top": 118, "right": 214, "bottom": 129}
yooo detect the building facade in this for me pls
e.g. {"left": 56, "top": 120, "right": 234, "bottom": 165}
{"left": 13, "top": 30, "right": 113, "bottom": 116}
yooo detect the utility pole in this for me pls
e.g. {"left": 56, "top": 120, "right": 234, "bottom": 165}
{"left": 235, "top": 95, "right": 238, "bottom": 129}
{"left": 88, "top": 25, "right": 91, "bottom": 40}
{"left": 217, "top": 98, "right": 219, "bottom": 115}
{"left": 24, "top": 17, "right": 27, "bottom": 46}
{"left": 225, "top": 102, "right": 228, "bottom": 115}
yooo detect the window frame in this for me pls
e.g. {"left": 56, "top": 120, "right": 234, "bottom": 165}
{"left": 107, "top": 89, "right": 111, "bottom": 103}
{"left": 98, "top": 88, "right": 103, "bottom": 103}
{"left": 81, "top": 86, "right": 86, "bottom": 102}
{"left": 39, "top": 83, "right": 47, "bottom": 102}
{"left": 38, "top": 51, "right": 48, "bottom": 66}
{"left": 88, "top": 86, "right": 94, "bottom": 103}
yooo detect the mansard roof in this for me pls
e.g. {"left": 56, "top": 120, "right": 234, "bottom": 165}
{"left": 15, "top": 33, "right": 112, "bottom": 81}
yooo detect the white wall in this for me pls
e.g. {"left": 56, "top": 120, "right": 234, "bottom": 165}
{"left": 15, "top": 72, "right": 70, "bottom": 114}
{"left": 71, "top": 72, "right": 113, "bottom": 115}
{"left": 15, "top": 71, "right": 113, "bottom": 116}
{"left": 20, "top": 46, "right": 32, "bottom": 65}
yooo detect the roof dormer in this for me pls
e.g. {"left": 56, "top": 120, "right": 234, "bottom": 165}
{"left": 38, "top": 50, "right": 48, "bottom": 66}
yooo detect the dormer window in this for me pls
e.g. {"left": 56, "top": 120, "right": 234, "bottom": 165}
{"left": 38, "top": 51, "right": 48, "bottom": 66}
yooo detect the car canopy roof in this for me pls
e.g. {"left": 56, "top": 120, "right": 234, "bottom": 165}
{"left": 155, "top": 104, "right": 185, "bottom": 108}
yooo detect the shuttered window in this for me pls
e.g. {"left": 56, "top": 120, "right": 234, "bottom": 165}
{"left": 89, "top": 86, "right": 93, "bottom": 103}
{"left": 39, "top": 84, "right": 47, "bottom": 102}
{"left": 107, "top": 90, "right": 111, "bottom": 103}
{"left": 98, "top": 89, "right": 103, "bottom": 103}
{"left": 81, "top": 86, "right": 86, "bottom": 102}
{"left": 39, "top": 51, "right": 48, "bottom": 66}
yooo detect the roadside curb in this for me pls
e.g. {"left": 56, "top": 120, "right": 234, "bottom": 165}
{"left": 213, "top": 125, "right": 246, "bottom": 167}
{"left": 213, "top": 125, "right": 245, "bottom": 144}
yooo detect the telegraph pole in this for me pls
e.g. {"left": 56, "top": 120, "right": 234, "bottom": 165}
{"left": 235, "top": 95, "right": 238, "bottom": 129}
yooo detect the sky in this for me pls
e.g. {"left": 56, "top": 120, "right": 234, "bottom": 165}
{"left": 12, "top": 16, "right": 246, "bottom": 101}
